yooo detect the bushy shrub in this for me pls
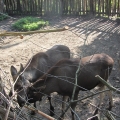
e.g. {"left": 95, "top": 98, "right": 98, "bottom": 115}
{"left": 12, "top": 17, "right": 49, "bottom": 31}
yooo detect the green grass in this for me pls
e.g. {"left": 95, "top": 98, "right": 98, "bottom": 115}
{"left": 12, "top": 17, "right": 49, "bottom": 31}
{"left": 0, "top": 14, "right": 8, "bottom": 21}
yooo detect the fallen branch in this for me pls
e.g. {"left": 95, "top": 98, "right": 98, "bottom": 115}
{"left": 24, "top": 105, "right": 56, "bottom": 120}
{"left": 0, "top": 26, "right": 69, "bottom": 37}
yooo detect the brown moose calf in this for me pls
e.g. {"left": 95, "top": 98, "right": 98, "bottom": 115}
{"left": 10, "top": 45, "right": 70, "bottom": 116}
{"left": 27, "top": 53, "right": 114, "bottom": 120}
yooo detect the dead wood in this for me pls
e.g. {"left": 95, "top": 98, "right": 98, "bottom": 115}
{"left": 24, "top": 105, "right": 56, "bottom": 120}
{"left": 0, "top": 26, "right": 69, "bottom": 37}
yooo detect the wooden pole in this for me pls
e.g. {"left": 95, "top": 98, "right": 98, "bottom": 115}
{"left": 0, "top": 26, "right": 69, "bottom": 37}
{"left": 24, "top": 105, "right": 56, "bottom": 120}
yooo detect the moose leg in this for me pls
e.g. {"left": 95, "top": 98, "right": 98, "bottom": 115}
{"left": 70, "top": 93, "right": 78, "bottom": 120}
{"left": 61, "top": 96, "right": 69, "bottom": 119}
{"left": 31, "top": 102, "right": 36, "bottom": 115}
{"left": 93, "top": 86, "right": 105, "bottom": 115}
{"left": 107, "top": 90, "right": 113, "bottom": 110}
{"left": 48, "top": 96, "right": 54, "bottom": 116}
{"left": 94, "top": 86, "right": 113, "bottom": 116}
{"left": 93, "top": 87, "right": 113, "bottom": 120}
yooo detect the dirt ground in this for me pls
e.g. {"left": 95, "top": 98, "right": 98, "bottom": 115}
{"left": 0, "top": 15, "right": 120, "bottom": 120}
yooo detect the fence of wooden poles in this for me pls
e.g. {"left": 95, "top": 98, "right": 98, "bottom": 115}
{"left": 1, "top": 0, "right": 120, "bottom": 17}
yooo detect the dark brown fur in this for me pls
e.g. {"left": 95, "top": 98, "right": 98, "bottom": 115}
{"left": 27, "top": 53, "right": 114, "bottom": 120}
{"left": 10, "top": 45, "right": 70, "bottom": 116}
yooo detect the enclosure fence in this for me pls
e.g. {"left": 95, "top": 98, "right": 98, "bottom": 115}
{"left": 2, "top": 0, "right": 120, "bottom": 17}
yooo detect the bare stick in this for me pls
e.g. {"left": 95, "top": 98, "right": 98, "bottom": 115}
{"left": 71, "top": 59, "right": 81, "bottom": 101}
{"left": 73, "top": 89, "right": 110, "bottom": 103}
{"left": 96, "top": 75, "right": 120, "bottom": 94}
{"left": 24, "top": 105, "right": 56, "bottom": 120}
{"left": 87, "top": 114, "right": 98, "bottom": 120}
{"left": 0, "top": 26, "right": 69, "bottom": 37}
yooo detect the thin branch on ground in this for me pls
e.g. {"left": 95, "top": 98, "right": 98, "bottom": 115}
{"left": 87, "top": 114, "right": 98, "bottom": 120}
{"left": 24, "top": 105, "right": 56, "bottom": 120}
{"left": 0, "top": 26, "right": 69, "bottom": 37}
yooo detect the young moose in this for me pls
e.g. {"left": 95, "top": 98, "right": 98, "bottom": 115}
{"left": 26, "top": 53, "right": 114, "bottom": 120}
{"left": 10, "top": 45, "right": 70, "bottom": 115}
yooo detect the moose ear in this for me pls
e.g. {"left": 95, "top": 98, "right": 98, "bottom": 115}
{"left": 20, "top": 63, "right": 24, "bottom": 72}
{"left": 10, "top": 66, "right": 17, "bottom": 77}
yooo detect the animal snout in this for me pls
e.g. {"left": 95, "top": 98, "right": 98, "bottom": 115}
{"left": 17, "top": 96, "right": 26, "bottom": 107}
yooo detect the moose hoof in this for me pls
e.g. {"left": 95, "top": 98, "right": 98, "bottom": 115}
{"left": 93, "top": 108, "right": 99, "bottom": 115}
{"left": 107, "top": 106, "right": 112, "bottom": 111}
{"left": 31, "top": 111, "right": 36, "bottom": 115}
{"left": 50, "top": 106, "right": 54, "bottom": 116}
{"left": 89, "top": 116, "right": 99, "bottom": 120}
{"left": 50, "top": 111, "right": 54, "bottom": 116}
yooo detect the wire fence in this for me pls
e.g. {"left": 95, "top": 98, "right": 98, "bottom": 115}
{"left": 0, "top": 14, "right": 120, "bottom": 120}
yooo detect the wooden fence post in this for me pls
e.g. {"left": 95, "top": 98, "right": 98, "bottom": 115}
{"left": 90, "top": 0, "right": 94, "bottom": 14}
{"left": 0, "top": 0, "right": 5, "bottom": 12}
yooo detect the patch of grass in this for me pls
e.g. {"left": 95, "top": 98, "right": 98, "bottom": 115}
{"left": 12, "top": 17, "right": 49, "bottom": 31}
{"left": 0, "top": 14, "right": 8, "bottom": 21}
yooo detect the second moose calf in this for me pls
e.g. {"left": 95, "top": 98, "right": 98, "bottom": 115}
{"left": 10, "top": 45, "right": 70, "bottom": 116}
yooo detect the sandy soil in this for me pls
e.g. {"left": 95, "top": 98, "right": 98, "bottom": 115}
{"left": 0, "top": 15, "right": 120, "bottom": 120}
